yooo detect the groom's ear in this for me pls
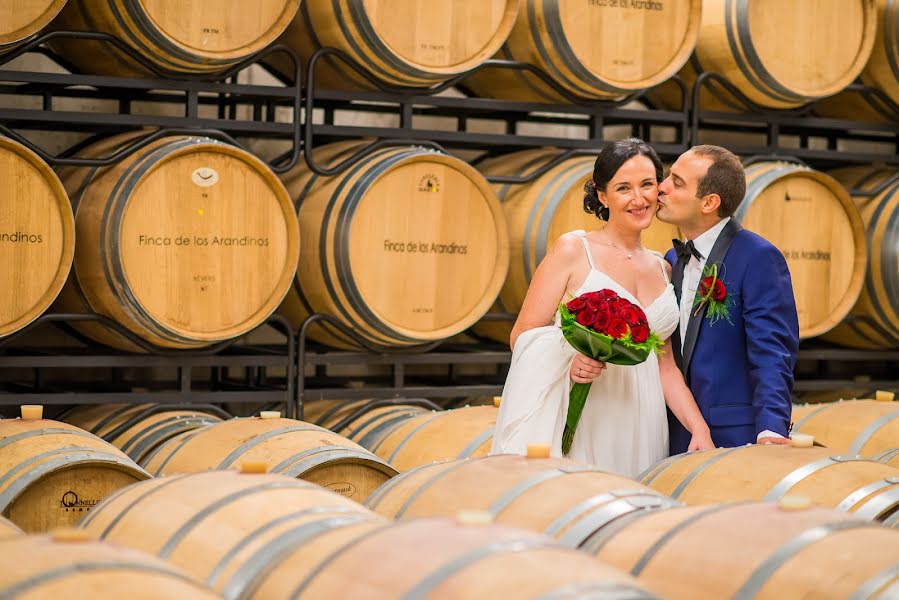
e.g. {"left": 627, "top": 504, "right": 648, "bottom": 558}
{"left": 699, "top": 193, "right": 722, "bottom": 215}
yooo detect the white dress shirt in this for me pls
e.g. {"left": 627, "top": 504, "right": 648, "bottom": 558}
{"left": 677, "top": 217, "right": 783, "bottom": 442}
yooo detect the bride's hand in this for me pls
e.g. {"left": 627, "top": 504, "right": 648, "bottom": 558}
{"left": 571, "top": 354, "right": 606, "bottom": 384}
{"left": 688, "top": 430, "right": 715, "bottom": 451}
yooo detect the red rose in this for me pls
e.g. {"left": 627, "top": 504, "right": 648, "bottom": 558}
{"left": 630, "top": 323, "right": 650, "bottom": 343}
{"left": 576, "top": 309, "right": 595, "bottom": 327}
{"left": 700, "top": 277, "right": 727, "bottom": 302}
{"left": 593, "top": 311, "right": 611, "bottom": 332}
{"left": 634, "top": 305, "right": 647, "bottom": 324}
{"left": 582, "top": 291, "right": 602, "bottom": 301}
{"left": 612, "top": 298, "right": 633, "bottom": 314}
{"left": 618, "top": 304, "right": 640, "bottom": 326}
{"left": 607, "top": 317, "right": 628, "bottom": 339}
{"left": 712, "top": 279, "right": 727, "bottom": 302}
{"left": 586, "top": 297, "right": 605, "bottom": 311}
{"left": 566, "top": 297, "right": 586, "bottom": 312}
{"left": 598, "top": 289, "right": 619, "bottom": 300}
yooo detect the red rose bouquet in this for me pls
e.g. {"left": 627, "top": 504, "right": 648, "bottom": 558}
{"left": 559, "top": 289, "right": 664, "bottom": 455}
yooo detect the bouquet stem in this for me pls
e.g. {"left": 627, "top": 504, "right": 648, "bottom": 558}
{"left": 561, "top": 382, "right": 592, "bottom": 456}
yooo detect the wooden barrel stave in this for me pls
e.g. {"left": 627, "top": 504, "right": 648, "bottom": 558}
{"left": 278, "top": 141, "right": 509, "bottom": 349}
{"left": 365, "top": 454, "right": 678, "bottom": 547}
{"left": 464, "top": 0, "right": 701, "bottom": 102}
{"left": 823, "top": 166, "right": 899, "bottom": 349}
{"left": 0, "top": 534, "right": 220, "bottom": 599}
{"left": 149, "top": 416, "right": 397, "bottom": 502}
{"left": 54, "top": 133, "right": 300, "bottom": 351}
{"left": 641, "top": 445, "right": 899, "bottom": 522}
{"left": 589, "top": 502, "right": 899, "bottom": 600}
{"left": 262, "top": 517, "right": 658, "bottom": 600}
{"left": 0, "top": 418, "right": 149, "bottom": 532}
{"left": 78, "top": 470, "right": 384, "bottom": 598}
{"left": 792, "top": 400, "right": 899, "bottom": 456}
{"left": 0, "top": 0, "right": 67, "bottom": 53}
{"left": 653, "top": 0, "right": 877, "bottom": 110}
{"left": 272, "top": 0, "right": 519, "bottom": 89}
{"left": 48, "top": 0, "right": 300, "bottom": 77}
{"left": 0, "top": 136, "right": 75, "bottom": 338}
{"left": 738, "top": 161, "right": 867, "bottom": 339}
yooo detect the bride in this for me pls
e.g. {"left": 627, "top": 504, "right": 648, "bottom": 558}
{"left": 491, "top": 138, "right": 714, "bottom": 477}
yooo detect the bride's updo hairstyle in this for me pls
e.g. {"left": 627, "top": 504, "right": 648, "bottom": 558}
{"left": 583, "top": 138, "right": 664, "bottom": 221}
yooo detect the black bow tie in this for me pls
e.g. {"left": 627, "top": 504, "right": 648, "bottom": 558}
{"left": 673, "top": 239, "right": 703, "bottom": 262}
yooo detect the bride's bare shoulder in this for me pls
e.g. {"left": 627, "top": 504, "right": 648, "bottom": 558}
{"left": 545, "top": 232, "right": 586, "bottom": 261}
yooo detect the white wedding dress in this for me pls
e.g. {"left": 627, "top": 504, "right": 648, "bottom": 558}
{"left": 491, "top": 230, "right": 680, "bottom": 478}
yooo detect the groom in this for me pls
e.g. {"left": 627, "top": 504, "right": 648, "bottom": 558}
{"left": 657, "top": 145, "right": 799, "bottom": 454}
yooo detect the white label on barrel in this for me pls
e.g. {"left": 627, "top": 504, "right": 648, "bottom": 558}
{"left": 192, "top": 167, "right": 219, "bottom": 187}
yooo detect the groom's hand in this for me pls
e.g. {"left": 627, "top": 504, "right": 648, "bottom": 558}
{"left": 757, "top": 436, "right": 791, "bottom": 445}
{"left": 571, "top": 355, "right": 606, "bottom": 384}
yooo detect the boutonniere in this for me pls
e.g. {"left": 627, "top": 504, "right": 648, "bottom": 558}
{"left": 692, "top": 263, "right": 733, "bottom": 325}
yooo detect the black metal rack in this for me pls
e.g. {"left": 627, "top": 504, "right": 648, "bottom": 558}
{"left": 1, "top": 35, "right": 897, "bottom": 416}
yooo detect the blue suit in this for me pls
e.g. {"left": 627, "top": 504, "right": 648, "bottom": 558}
{"left": 665, "top": 220, "right": 799, "bottom": 454}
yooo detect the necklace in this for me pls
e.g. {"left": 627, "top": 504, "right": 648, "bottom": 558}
{"left": 596, "top": 232, "right": 643, "bottom": 260}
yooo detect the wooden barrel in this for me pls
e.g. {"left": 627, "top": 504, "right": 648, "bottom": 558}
{"left": 143, "top": 414, "right": 397, "bottom": 501}
{"left": 657, "top": 0, "right": 876, "bottom": 110}
{"left": 278, "top": 141, "right": 509, "bottom": 349}
{"left": 737, "top": 161, "right": 867, "bottom": 339}
{"left": 261, "top": 517, "right": 659, "bottom": 600}
{"left": 54, "top": 133, "right": 300, "bottom": 352}
{"left": 586, "top": 501, "right": 899, "bottom": 599}
{"left": 0, "top": 515, "right": 20, "bottom": 537}
{"left": 0, "top": 136, "right": 74, "bottom": 338}
{"left": 0, "top": 532, "right": 220, "bottom": 599}
{"left": 366, "top": 454, "right": 679, "bottom": 548}
{"left": 0, "top": 416, "right": 149, "bottom": 532}
{"left": 792, "top": 400, "right": 899, "bottom": 457}
{"left": 815, "top": 0, "right": 899, "bottom": 121}
{"left": 78, "top": 469, "right": 385, "bottom": 598}
{"left": 473, "top": 150, "right": 681, "bottom": 342}
{"left": 640, "top": 445, "right": 899, "bottom": 522}
{"left": 367, "top": 406, "right": 497, "bottom": 471}
{"left": 62, "top": 404, "right": 225, "bottom": 465}
{"left": 463, "top": 1, "right": 701, "bottom": 102}
{"left": 822, "top": 166, "right": 899, "bottom": 349}
{"left": 875, "top": 448, "right": 899, "bottom": 469}
{"left": 271, "top": 0, "right": 519, "bottom": 89}
{"left": 48, "top": 0, "right": 300, "bottom": 77}
{"left": 300, "top": 399, "right": 432, "bottom": 452}
{"left": 0, "top": 0, "right": 66, "bottom": 55}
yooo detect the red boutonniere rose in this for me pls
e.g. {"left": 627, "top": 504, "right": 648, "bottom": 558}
{"left": 692, "top": 263, "right": 733, "bottom": 325}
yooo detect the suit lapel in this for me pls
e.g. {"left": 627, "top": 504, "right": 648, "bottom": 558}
{"left": 681, "top": 220, "right": 742, "bottom": 374}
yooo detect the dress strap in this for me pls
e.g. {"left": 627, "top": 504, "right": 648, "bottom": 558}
{"left": 569, "top": 230, "right": 597, "bottom": 270}
{"left": 650, "top": 251, "right": 670, "bottom": 283}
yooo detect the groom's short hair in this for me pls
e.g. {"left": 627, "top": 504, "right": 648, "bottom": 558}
{"left": 690, "top": 145, "right": 745, "bottom": 218}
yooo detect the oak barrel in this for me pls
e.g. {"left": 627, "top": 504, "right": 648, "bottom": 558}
{"left": 0, "top": 0, "right": 66, "bottom": 54}
{"left": 823, "top": 166, "right": 899, "bottom": 348}
{"left": 144, "top": 414, "right": 397, "bottom": 501}
{"left": 815, "top": 0, "right": 899, "bottom": 121}
{"left": 0, "top": 533, "right": 219, "bottom": 599}
{"left": 464, "top": 0, "right": 700, "bottom": 102}
{"left": 62, "top": 403, "right": 224, "bottom": 465}
{"left": 79, "top": 469, "right": 385, "bottom": 598}
{"left": 792, "top": 399, "right": 899, "bottom": 457}
{"left": 0, "top": 136, "right": 74, "bottom": 338}
{"left": 301, "top": 399, "right": 431, "bottom": 451}
{"left": 875, "top": 448, "right": 899, "bottom": 469}
{"left": 367, "top": 405, "right": 498, "bottom": 471}
{"left": 0, "top": 515, "right": 19, "bottom": 537}
{"left": 658, "top": 0, "right": 876, "bottom": 110}
{"left": 278, "top": 141, "right": 509, "bottom": 349}
{"left": 640, "top": 445, "right": 899, "bottom": 522}
{"left": 260, "top": 517, "right": 659, "bottom": 600}
{"left": 0, "top": 416, "right": 149, "bottom": 532}
{"left": 271, "top": 0, "right": 519, "bottom": 89}
{"left": 55, "top": 133, "right": 300, "bottom": 352}
{"left": 737, "top": 161, "right": 867, "bottom": 339}
{"left": 366, "top": 454, "right": 678, "bottom": 547}
{"left": 474, "top": 149, "right": 680, "bottom": 342}
{"left": 586, "top": 501, "right": 899, "bottom": 600}
{"left": 48, "top": 0, "right": 300, "bottom": 77}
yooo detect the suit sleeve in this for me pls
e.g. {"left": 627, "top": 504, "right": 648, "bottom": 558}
{"left": 741, "top": 244, "right": 799, "bottom": 437}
